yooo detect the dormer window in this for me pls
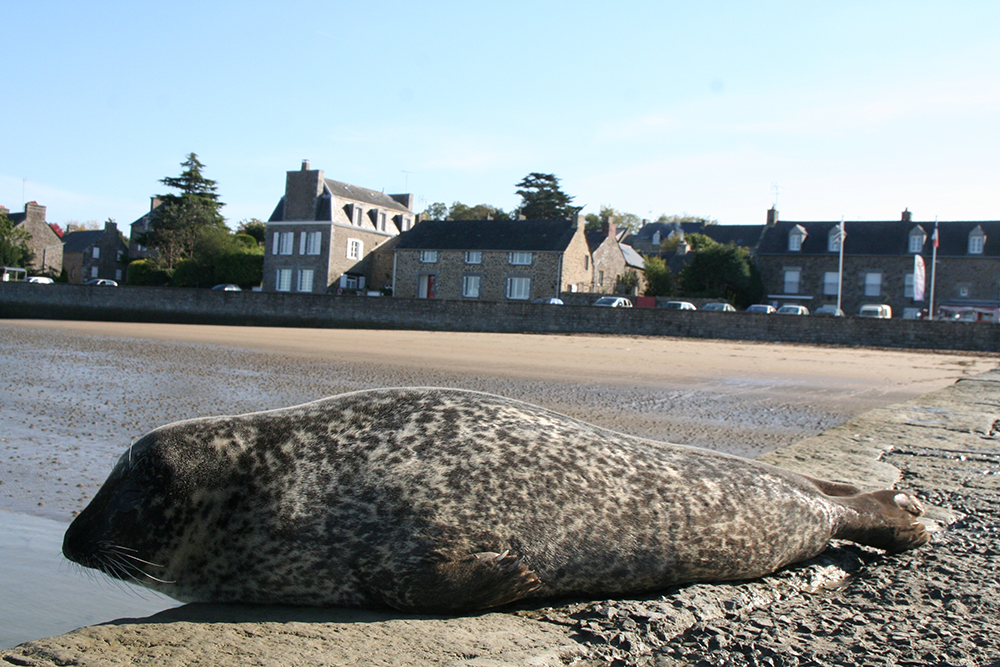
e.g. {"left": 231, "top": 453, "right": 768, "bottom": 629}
{"left": 352, "top": 205, "right": 363, "bottom": 226}
{"left": 827, "top": 226, "right": 843, "bottom": 252}
{"left": 969, "top": 226, "right": 986, "bottom": 254}
{"left": 788, "top": 225, "right": 806, "bottom": 252}
{"left": 908, "top": 227, "right": 926, "bottom": 253}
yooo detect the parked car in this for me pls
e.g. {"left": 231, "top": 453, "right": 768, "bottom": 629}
{"left": 858, "top": 304, "right": 892, "bottom": 319}
{"left": 661, "top": 301, "right": 697, "bottom": 310}
{"left": 212, "top": 283, "right": 242, "bottom": 291}
{"left": 745, "top": 304, "right": 776, "bottom": 314}
{"left": 533, "top": 297, "right": 564, "bottom": 305}
{"left": 27, "top": 276, "right": 54, "bottom": 284}
{"left": 813, "top": 305, "right": 845, "bottom": 317}
{"left": 84, "top": 278, "right": 118, "bottom": 286}
{"left": 594, "top": 296, "right": 633, "bottom": 308}
{"left": 776, "top": 304, "right": 809, "bottom": 315}
{"left": 701, "top": 302, "right": 735, "bottom": 312}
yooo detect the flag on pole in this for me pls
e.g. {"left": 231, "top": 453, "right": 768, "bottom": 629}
{"left": 932, "top": 224, "right": 939, "bottom": 248}
{"left": 913, "top": 254, "right": 926, "bottom": 301}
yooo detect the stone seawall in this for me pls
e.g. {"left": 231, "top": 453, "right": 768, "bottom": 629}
{"left": 2, "top": 282, "right": 998, "bottom": 352}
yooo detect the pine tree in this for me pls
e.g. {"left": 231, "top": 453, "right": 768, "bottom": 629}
{"left": 514, "top": 173, "right": 579, "bottom": 220}
{"left": 143, "top": 153, "right": 226, "bottom": 268}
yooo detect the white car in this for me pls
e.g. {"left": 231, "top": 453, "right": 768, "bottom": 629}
{"left": 661, "top": 301, "right": 697, "bottom": 310}
{"left": 745, "top": 304, "right": 776, "bottom": 314}
{"left": 776, "top": 304, "right": 809, "bottom": 315}
{"left": 593, "top": 297, "right": 633, "bottom": 308}
{"left": 27, "top": 276, "right": 54, "bottom": 284}
{"left": 701, "top": 302, "right": 735, "bottom": 312}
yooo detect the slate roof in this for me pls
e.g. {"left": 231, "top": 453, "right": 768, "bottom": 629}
{"left": 620, "top": 244, "right": 645, "bottom": 269}
{"left": 61, "top": 230, "right": 104, "bottom": 253}
{"left": 757, "top": 219, "right": 1000, "bottom": 257}
{"left": 395, "top": 219, "right": 579, "bottom": 252}
{"left": 324, "top": 180, "right": 411, "bottom": 214}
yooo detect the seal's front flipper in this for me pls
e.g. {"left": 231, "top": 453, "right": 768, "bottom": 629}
{"left": 383, "top": 550, "right": 542, "bottom": 613}
{"left": 837, "top": 490, "right": 930, "bottom": 553}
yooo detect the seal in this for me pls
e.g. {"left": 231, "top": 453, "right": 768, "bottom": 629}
{"left": 63, "top": 388, "right": 928, "bottom": 613}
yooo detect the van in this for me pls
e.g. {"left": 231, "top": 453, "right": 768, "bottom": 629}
{"left": 858, "top": 304, "right": 892, "bottom": 319}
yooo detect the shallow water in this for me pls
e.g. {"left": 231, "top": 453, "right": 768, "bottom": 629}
{"left": 0, "top": 509, "right": 177, "bottom": 649}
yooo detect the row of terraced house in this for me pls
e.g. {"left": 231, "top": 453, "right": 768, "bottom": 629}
{"left": 8, "top": 160, "right": 1000, "bottom": 319}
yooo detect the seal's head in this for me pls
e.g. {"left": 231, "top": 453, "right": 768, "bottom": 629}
{"left": 62, "top": 417, "right": 272, "bottom": 601}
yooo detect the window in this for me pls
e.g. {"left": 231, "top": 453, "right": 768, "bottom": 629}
{"left": 788, "top": 227, "right": 806, "bottom": 252}
{"left": 401, "top": 216, "right": 412, "bottom": 231}
{"left": 507, "top": 276, "right": 531, "bottom": 300}
{"left": 909, "top": 233, "right": 924, "bottom": 253}
{"left": 865, "top": 272, "right": 882, "bottom": 297}
{"left": 509, "top": 252, "right": 533, "bottom": 265}
{"left": 584, "top": 256, "right": 589, "bottom": 270}
{"left": 598, "top": 270, "right": 605, "bottom": 287}
{"left": 90, "top": 266, "right": 99, "bottom": 278}
{"left": 347, "top": 238, "right": 363, "bottom": 260}
{"left": 783, "top": 269, "right": 800, "bottom": 294}
{"left": 301, "top": 231, "right": 322, "bottom": 255}
{"left": 378, "top": 211, "right": 387, "bottom": 232}
{"left": 969, "top": 233, "right": 985, "bottom": 254}
{"left": 462, "top": 275, "right": 481, "bottom": 298}
{"left": 275, "top": 231, "right": 294, "bottom": 255}
{"left": 297, "top": 269, "right": 314, "bottom": 292}
{"left": 275, "top": 269, "right": 292, "bottom": 292}
{"left": 465, "top": 251, "right": 482, "bottom": 264}
{"left": 827, "top": 229, "right": 842, "bottom": 253}
{"left": 904, "top": 273, "right": 914, "bottom": 298}
{"left": 352, "top": 206, "right": 363, "bottom": 226}
{"left": 339, "top": 274, "right": 364, "bottom": 290}
{"left": 419, "top": 250, "right": 438, "bottom": 263}
{"left": 823, "top": 272, "right": 840, "bottom": 295}
{"left": 92, "top": 247, "right": 100, "bottom": 259}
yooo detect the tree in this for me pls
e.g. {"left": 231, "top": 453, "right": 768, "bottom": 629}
{"left": 642, "top": 254, "right": 674, "bottom": 297}
{"left": 447, "top": 202, "right": 507, "bottom": 220}
{"left": 236, "top": 219, "right": 267, "bottom": 245}
{"left": 142, "top": 153, "right": 226, "bottom": 268}
{"left": 422, "top": 202, "right": 448, "bottom": 220}
{"left": 660, "top": 232, "right": 718, "bottom": 253}
{"left": 655, "top": 213, "right": 718, "bottom": 226}
{"left": 585, "top": 205, "right": 642, "bottom": 233}
{"left": 0, "top": 211, "right": 34, "bottom": 268}
{"left": 514, "top": 173, "right": 579, "bottom": 220}
{"left": 678, "top": 243, "right": 764, "bottom": 308}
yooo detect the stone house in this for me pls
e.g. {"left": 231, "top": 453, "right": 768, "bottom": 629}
{"left": 61, "top": 220, "right": 129, "bottom": 284}
{"left": 755, "top": 208, "right": 1000, "bottom": 318}
{"left": 1, "top": 202, "right": 63, "bottom": 275}
{"left": 128, "top": 197, "right": 165, "bottom": 261}
{"left": 261, "top": 161, "right": 415, "bottom": 294}
{"left": 586, "top": 220, "right": 646, "bottom": 294}
{"left": 391, "top": 217, "right": 595, "bottom": 301}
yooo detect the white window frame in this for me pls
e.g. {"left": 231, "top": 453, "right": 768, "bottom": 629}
{"left": 401, "top": 216, "right": 412, "bottom": 231}
{"left": 788, "top": 233, "right": 803, "bottom": 252}
{"left": 275, "top": 231, "right": 294, "bottom": 255}
{"left": 909, "top": 234, "right": 924, "bottom": 253}
{"left": 509, "top": 251, "right": 533, "bottom": 265}
{"left": 969, "top": 234, "right": 985, "bottom": 254}
{"left": 865, "top": 272, "right": 882, "bottom": 297}
{"left": 347, "top": 238, "right": 363, "bottom": 260}
{"left": 823, "top": 272, "right": 839, "bottom": 296}
{"left": 378, "top": 211, "right": 387, "bottom": 232}
{"left": 462, "top": 274, "right": 481, "bottom": 298}
{"left": 92, "top": 247, "right": 100, "bottom": 259}
{"left": 506, "top": 276, "right": 531, "bottom": 300}
{"left": 465, "top": 251, "right": 482, "bottom": 264}
{"left": 90, "top": 266, "right": 99, "bottom": 278}
{"left": 275, "top": 269, "right": 292, "bottom": 292}
{"left": 827, "top": 230, "right": 841, "bottom": 253}
{"left": 306, "top": 231, "right": 321, "bottom": 255}
{"left": 419, "top": 250, "right": 438, "bottom": 263}
{"left": 783, "top": 269, "right": 800, "bottom": 294}
{"left": 352, "top": 205, "right": 363, "bottom": 226}
{"left": 297, "top": 269, "right": 314, "bottom": 293}
{"left": 904, "top": 273, "right": 914, "bottom": 298}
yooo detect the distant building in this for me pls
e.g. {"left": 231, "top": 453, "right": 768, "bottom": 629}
{"left": 128, "top": 197, "right": 165, "bottom": 261}
{"left": 62, "top": 220, "right": 129, "bottom": 284}
{"left": 586, "top": 219, "right": 646, "bottom": 294}
{"left": 261, "top": 161, "right": 415, "bottom": 293}
{"left": 391, "top": 216, "right": 595, "bottom": 300}
{"left": 1, "top": 202, "right": 63, "bottom": 275}
{"left": 755, "top": 207, "right": 1000, "bottom": 318}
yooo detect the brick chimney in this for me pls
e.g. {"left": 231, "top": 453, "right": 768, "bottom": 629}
{"left": 901, "top": 208, "right": 912, "bottom": 223}
{"left": 284, "top": 162, "right": 324, "bottom": 221}
{"left": 766, "top": 206, "right": 779, "bottom": 226}
{"left": 602, "top": 217, "right": 617, "bottom": 239}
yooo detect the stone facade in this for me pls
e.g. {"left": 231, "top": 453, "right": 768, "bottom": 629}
{"left": 61, "top": 221, "right": 129, "bottom": 284}
{"left": 261, "top": 162, "right": 414, "bottom": 294}
{"left": 2, "top": 202, "right": 63, "bottom": 275}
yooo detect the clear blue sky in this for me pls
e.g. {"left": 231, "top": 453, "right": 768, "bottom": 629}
{"left": 3, "top": 1, "right": 998, "bottom": 231}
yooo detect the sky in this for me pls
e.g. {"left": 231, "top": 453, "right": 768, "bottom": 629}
{"left": 3, "top": 1, "right": 999, "bottom": 232}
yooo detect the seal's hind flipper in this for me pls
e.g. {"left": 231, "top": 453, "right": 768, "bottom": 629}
{"left": 384, "top": 550, "right": 542, "bottom": 614}
{"left": 836, "top": 489, "right": 930, "bottom": 553}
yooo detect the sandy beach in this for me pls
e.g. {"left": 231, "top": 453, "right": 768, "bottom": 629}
{"left": 0, "top": 319, "right": 995, "bottom": 652}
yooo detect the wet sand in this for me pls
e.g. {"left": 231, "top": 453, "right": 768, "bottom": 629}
{"left": 0, "top": 319, "right": 994, "bottom": 648}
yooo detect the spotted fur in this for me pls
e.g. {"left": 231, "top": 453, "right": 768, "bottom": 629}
{"left": 63, "top": 388, "right": 928, "bottom": 613}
